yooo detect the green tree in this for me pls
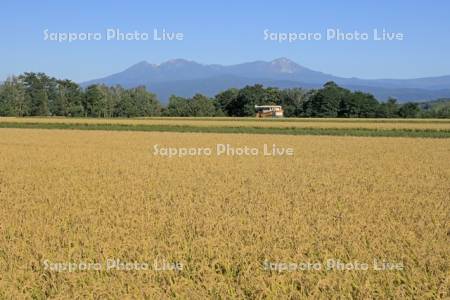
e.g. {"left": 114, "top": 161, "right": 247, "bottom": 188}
{"left": 190, "top": 94, "right": 216, "bottom": 116}
{"left": 340, "top": 91, "right": 378, "bottom": 117}
{"left": 377, "top": 97, "right": 399, "bottom": 118}
{"left": 165, "top": 94, "right": 216, "bottom": 117}
{"left": 114, "top": 87, "right": 133, "bottom": 117}
{"left": 62, "top": 80, "right": 84, "bottom": 117}
{"left": 279, "top": 88, "right": 309, "bottom": 117}
{"left": 84, "top": 85, "right": 106, "bottom": 117}
{"left": 385, "top": 98, "right": 399, "bottom": 118}
{"left": 19, "top": 72, "right": 53, "bottom": 116}
{"left": 165, "top": 95, "right": 191, "bottom": 116}
{"left": 130, "top": 86, "right": 161, "bottom": 117}
{"left": 398, "top": 102, "right": 420, "bottom": 118}
{"left": 0, "top": 77, "right": 28, "bottom": 116}
{"left": 305, "top": 82, "right": 350, "bottom": 117}
{"left": 54, "top": 84, "right": 69, "bottom": 116}
{"left": 33, "top": 88, "right": 50, "bottom": 116}
{"left": 214, "top": 88, "right": 238, "bottom": 116}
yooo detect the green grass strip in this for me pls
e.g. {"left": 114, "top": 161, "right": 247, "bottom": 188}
{"left": 13, "top": 116, "right": 450, "bottom": 123}
{"left": 1, "top": 122, "right": 450, "bottom": 138}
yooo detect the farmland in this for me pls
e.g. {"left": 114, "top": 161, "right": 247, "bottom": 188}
{"left": 2, "top": 116, "right": 450, "bottom": 129}
{"left": 0, "top": 125, "right": 449, "bottom": 298}
{"left": 1, "top": 117, "right": 450, "bottom": 138}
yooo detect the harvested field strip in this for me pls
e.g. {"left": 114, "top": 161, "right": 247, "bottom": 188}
{"left": 1, "top": 121, "right": 450, "bottom": 138}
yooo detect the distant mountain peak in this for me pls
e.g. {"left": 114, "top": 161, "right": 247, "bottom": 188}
{"left": 270, "top": 57, "right": 301, "bottom": 73}
{"left": 271, "top": 57, "right": 295, "bottom": 63}
{"left": 126, "top": 60, "right": 156, "bottom": 70}
{"left": 160, "top": 58, "right": 199, "bottom": 67}
{"left": 135, "top": 60, "right": 151, "bottom": 65}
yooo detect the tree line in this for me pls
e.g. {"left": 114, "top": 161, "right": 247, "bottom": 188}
{"left": 0, "top": 73, "right": 161, "bottom": 118}
{"left": 1, "top": 72, "right": 449, "bottom": 118}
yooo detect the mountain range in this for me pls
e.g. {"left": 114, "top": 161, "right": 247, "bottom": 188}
{"left": 81, "top": 58, "right": 450, "bottom": 103}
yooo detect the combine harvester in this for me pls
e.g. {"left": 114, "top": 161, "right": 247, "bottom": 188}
{"left": 255, "top": 105, "right": 284, "bottom": 118}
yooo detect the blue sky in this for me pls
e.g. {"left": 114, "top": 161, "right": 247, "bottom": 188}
{"left": 1, "top": 0, "right": 449, "bottom": 82}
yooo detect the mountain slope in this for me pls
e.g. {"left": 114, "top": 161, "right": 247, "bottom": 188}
{"left": 81, "top": 58, "right": 450, "bottom": 103}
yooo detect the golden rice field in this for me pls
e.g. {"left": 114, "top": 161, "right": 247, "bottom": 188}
{"left": 0, "top": 128, "right": 449, "bottom": 298}
{"left": 1, "top": 116, "right": 450, "bottom": 130}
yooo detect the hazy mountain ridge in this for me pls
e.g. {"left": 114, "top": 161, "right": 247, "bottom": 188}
{"left": 82, "top": 58, "right": 450, "bottom": 102}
